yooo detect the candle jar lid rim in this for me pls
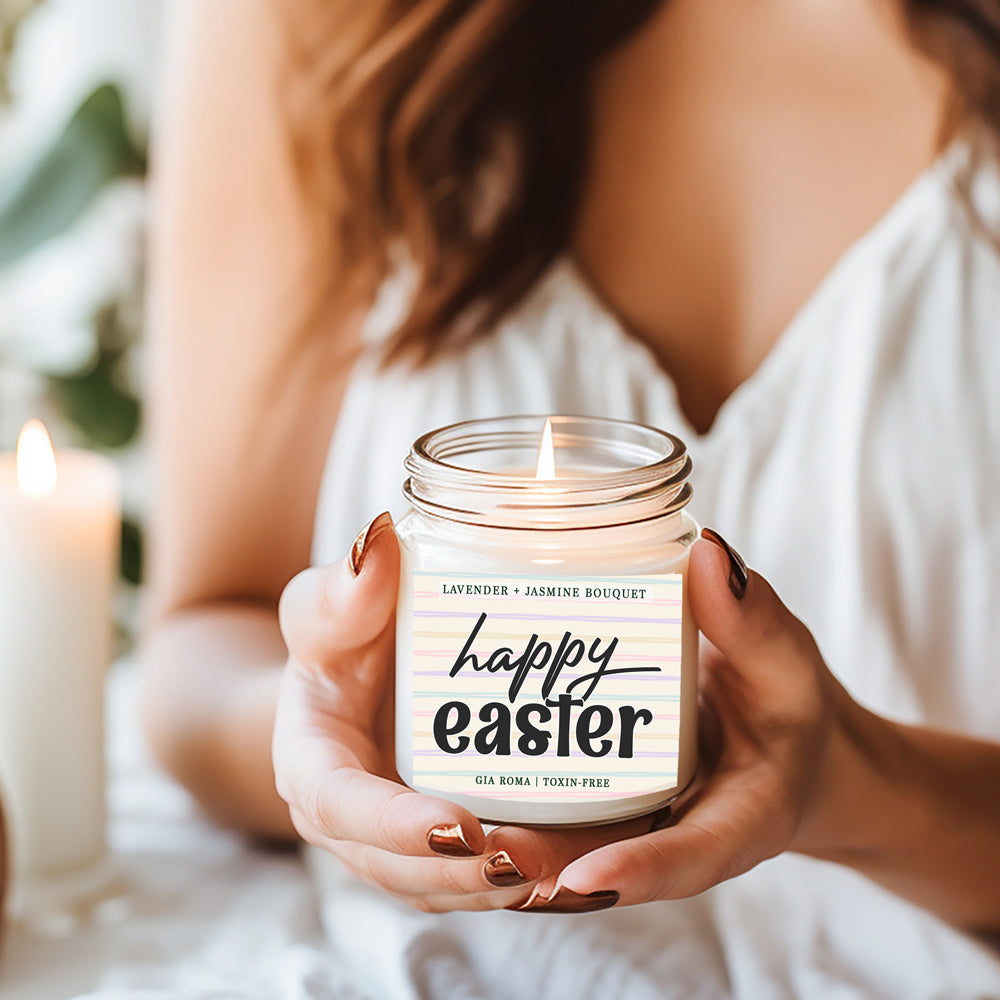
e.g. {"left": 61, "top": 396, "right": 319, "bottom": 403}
{"left": 403, "top": 414, "right": 693, "bottom": 529}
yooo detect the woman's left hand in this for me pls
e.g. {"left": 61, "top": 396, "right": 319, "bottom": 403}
{"left": 488, "top": 529, "right": 862, "bottom": 914}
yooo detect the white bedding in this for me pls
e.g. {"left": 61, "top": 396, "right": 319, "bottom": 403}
{"left": 2, "top": 662, "right": 998, "bottom": 1000}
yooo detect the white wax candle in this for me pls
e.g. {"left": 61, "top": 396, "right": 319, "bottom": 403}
{"left": 0, "top": 422, "right": 120, "bottom": 878}
{"left": 396, "top": 416, "right": 699, "bottom": 826}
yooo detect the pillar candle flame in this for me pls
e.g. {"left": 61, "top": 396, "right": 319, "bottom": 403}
{"left": 16, "top": 419, "right": 58, "bottom": 498}
{"left": 534, "top": 419, "right": 556, "bottom": 480}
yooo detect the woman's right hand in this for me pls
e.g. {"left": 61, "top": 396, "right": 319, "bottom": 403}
{"left": 272, "top": 513, "right": 514, "bottom": 910}
{"left": 273, "top": 512, "right": 661, "bottom": 912}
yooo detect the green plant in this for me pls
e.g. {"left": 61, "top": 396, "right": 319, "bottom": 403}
{"left": 0, "top": 81, "right": 148, "bottom": 585}
{"left": 0, "top": 83, "right": 145, "bottom": 267}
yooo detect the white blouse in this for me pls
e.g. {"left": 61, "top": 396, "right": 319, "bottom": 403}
{"left": 309, "top": 138, "right": 1000, "bottom": 999}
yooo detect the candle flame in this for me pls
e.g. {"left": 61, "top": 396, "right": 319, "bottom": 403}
{"left": 534, "top": 419, "right": 556, "bottom": 479}
{"left": 16, "top": 419, "right": 58, "bottom": 498}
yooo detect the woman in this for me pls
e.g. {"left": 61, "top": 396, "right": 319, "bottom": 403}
{"left": 143, "top": 0, "right": 1000, "bottom": 995}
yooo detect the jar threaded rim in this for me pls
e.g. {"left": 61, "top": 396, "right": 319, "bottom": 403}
{"left": 403, "top": 415, "right": 692, "bottom": 530}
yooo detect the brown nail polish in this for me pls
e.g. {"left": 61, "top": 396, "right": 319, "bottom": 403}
{"left": 483, "top": 851, "right": 529, "bottom": 888}
{"left": 511, "top": 884, "right": 620, "bottom": 914}
{"left": 701, "top": 527, "right": 749, "bottom": 600}
{"left": 349, "top": 512, "right": 393, "bottom": 577}
{"left": 427, "top": 823, "right": 478, "bottom": 858}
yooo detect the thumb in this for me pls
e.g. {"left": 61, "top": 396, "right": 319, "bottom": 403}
{"left": 688, "top": 527, "right": 814, "bottom": 671}
{"left": 279, "top": 511, "right": 400, "bottom": 664}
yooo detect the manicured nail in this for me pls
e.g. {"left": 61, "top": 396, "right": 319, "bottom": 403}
{"left": 701, "top": 527, "right": 749, "bottom": 600}
{"left": 649, "top": 805, "right": 672, "bottom": 831}
{"left": 510, "top": 884, "right": 620, "bottom": 914}
{"left": 483, "top": 851, "right": 529, "bottom": 888}
{"left": 349, "top": 512, "right": 393, "bottom": 577}
{"left": 427, "top": 823, "right": 478, "bottom": 858}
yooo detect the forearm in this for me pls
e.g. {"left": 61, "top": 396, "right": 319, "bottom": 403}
{"left": 795, "top": 683, "right": 1000, "bottom": 934}
{"left": 140, "top": 601, "right": 294, "bottom": 840}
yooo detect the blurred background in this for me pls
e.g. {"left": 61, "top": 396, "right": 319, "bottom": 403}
{"left": 0, "top": 0, "right": 166, "bottom": 640}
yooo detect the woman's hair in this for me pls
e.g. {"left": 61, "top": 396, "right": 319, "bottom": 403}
{"left": 283, "top": 0, "right": 1000, "bottom": 364}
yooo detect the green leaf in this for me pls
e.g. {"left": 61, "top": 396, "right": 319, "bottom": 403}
{"left": 0, "top": 83, "right": 146, "bottom": 268}
{"left": 47, "top": 345, "right": 141, "bottom": 448}
{"left": 46, "top": 301, "right": 142, "bottom": 448}
{"left": 47, "top": 362, "right": 141, "bottom": 447}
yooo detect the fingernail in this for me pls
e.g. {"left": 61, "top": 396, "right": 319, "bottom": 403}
{"left": 649, "top": 805, "right": 672, "bottom": 831}
{"left": 483, "top": 851, "right": 529, "bottom": 888}
{"left": 701, "top": 527, "right": 749, "bottom": 600}
{"left": 349, "top": 512, "right": 393, "bottom": 577}
{"left": 510, "top": 884, "right": 620, "bottom": 914}
{"left": 428, "top": 823, "right": 478, "bottom": 858}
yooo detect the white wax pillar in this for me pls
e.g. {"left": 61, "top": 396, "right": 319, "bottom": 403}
{"left": 0, "top": 425, "right": 120, "bottom": 879}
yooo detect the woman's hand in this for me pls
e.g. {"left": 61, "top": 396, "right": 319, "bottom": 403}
{"left": 509, "top": 532, "right": 1000, "bottom": 932}
{"left": 272, "top": 514, "right": 520, "bottom": 909}
{"left": 464, "top": 528, "right": 866, "bottom": 914}
{"left": 272, "top": 513, "right": 658, "bottom": 911}
{"left": 502, "top": 529, "right": 857, "bottom": 912}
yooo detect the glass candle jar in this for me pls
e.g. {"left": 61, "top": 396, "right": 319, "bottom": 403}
{"left": 395, "top": 415, "right": 699, "bottom": 826}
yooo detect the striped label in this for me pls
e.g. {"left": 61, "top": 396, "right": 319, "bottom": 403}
{"left": 410, "top": 571, "right": 683, "bottom": 802}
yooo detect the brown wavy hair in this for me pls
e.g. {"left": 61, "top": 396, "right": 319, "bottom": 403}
{"left": 283, "top": 0, "right": 1000, "bottom": 364}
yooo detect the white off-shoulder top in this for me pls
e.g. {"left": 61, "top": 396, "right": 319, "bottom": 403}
{"left": 309, "top": 139, "right": 1000, "bottom": 999}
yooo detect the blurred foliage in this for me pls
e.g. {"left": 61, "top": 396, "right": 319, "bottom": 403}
{"left": 46, "top": 300, "right": 141, "bottom": 447}
{"left": 0, "top": 83, "right": 145, "bottom": 268}
{"left": 0, "top": 77, "right": 148, "bottom": 586}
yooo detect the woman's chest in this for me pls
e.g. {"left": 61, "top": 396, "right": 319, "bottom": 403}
{"left": 573, "top": 0, "right": 947, "bottom": 434}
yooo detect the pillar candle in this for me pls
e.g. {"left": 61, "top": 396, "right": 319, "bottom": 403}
{"left": 0, "top": 421, "right": 119, "bottom": 879}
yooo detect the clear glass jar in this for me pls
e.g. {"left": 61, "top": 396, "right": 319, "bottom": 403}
{"left": 395, "top": 415, "right": 698, "bottom": 826}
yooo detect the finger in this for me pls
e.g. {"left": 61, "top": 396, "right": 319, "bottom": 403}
{"left": 293, "top": 809, "right": 528, "bottom": 912}
{"left": 549, "top": 764, "right": 789, "bottom": 906}
{"left": 688, "top": 529, "right": 818, "bottom": 671}
{"left": 323, "top": 837, "right": 535, "bottom": 901}
{"left": 278, "top": 512, "right": 399, "bottom": 664}
{"left": 483, "top": 811, "right": 661, "bottom": 892}
{"left": 274, "top": 708, "right": 487, "bottom": 857}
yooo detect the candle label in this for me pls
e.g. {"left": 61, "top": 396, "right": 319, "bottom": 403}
{"left": 410, "top": 571, "right": 684, "bottom": 802}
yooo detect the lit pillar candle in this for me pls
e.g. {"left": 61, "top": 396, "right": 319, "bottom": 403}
{"left": 0, "top": 421, "right": 120, "bottom": 880}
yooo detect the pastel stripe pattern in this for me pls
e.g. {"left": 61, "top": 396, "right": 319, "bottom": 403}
{"left": 410, "top": 571, "right": 684, "bottom": 802}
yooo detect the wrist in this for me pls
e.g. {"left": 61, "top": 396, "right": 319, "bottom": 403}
{"left": 791, "top": 678, "right": 918, "bottom": 866}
